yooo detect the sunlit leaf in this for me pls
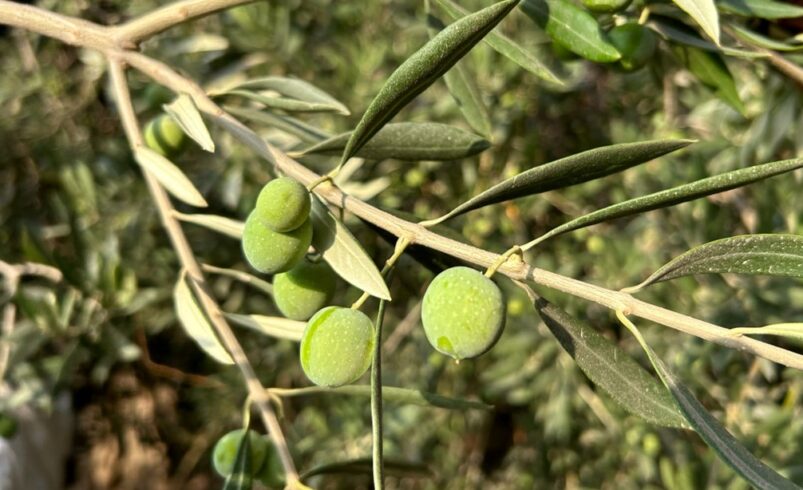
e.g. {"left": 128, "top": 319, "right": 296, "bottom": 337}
{"left": 225, "top": 313, "right": 305, "bottom": 342}
{"left": 672, "top": 0, "right": 720, "bottom": 45}
{"left": 227, "top": 76, "right": 349, "bottom": 115}
{"left": 520, "top": 0, "right": 621, "bottom": 62}
{"left": 134, "top": 147, "right": 208, "bottom": 207}
{"left": 627, "top": 234, "right": 803, "bottom": 291}
{"left": 202, "top": 264, "right": 273, "bottom": 296}
{"left": 340, "top": 0, "right": 520, "bottom": 166}
{"left": 174, "top": 212, "right": 244, "bottom": 239}
{"left": 174, "top": 271, "right": 233, "bottom": 365}
{"left": 224, "top": 106, "right": 331, "bottom": 143}
{"left": 163, "top": 93, "right": 215, "bottom": 152}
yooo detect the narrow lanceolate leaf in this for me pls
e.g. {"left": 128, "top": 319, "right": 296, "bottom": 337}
{"left": 648, "top": 19, "right": 766, "bottom": 58}
{"left": 202, "top": 264, "right": 273, "bottom": 296}
{"left": 628, "top": 234, "right": 803, "bottom": 291}
{"left": 671, "top": 0, "right": 720, "bottom": 45}
{"left": 173, "top": 212, "right": 244, "bottom": 239}
{"left": 520, "top": 0, "right": 621, "bottom": 62}
{"left": 728, "top": 24, "right": 803, "bottom": 52}
{"left": 425, "top": 10, "right": 492, "bottom": 138}
{"left": 174, "top": 272, "right": 234, "bottom": 365}
{"left": 226, "top": 89, "right": 343, "bottom": 114}
{"left": 526, "top": 290, "right": 686, "bottom": 428}
{"left": 340, "top": 0, "right": 520, "bottom": 166}
{"left": 435, "top": 139, "right": 693, "bottom": 224}
{"left": 620, "top": 316, "right": 800, "bottom": 490}
{"left": 300, "top": 458, "right": 431, "bottom": 481}
{"left": 731, "top": 323, "right": 803, "bottom": 342}
{"left": 224, "top": 106, "right": 331, "bottom": 144}
{"left": 719, "top": 0, "right": 803, "bottom": 19}
{"left": 228, "top": 76, "right": 349, "bottom": 115}
{"left": 163, "top": 94, "right": 215, "bottom": 153}
{"left": 134, "top": 147, "right": 208, "bottom": 207}
{"left": 225, "top": 313, "right": 305, "bottom": 342}
{"left": 310, "top": 197, "right": 391, "bottom": 300}
{"left": 674, "top": 46, "right": 745, "bottom": 115}
{"left": 525, "top": 157, "right": 803, "bottom": 248}
{"left": 223, "top": 425, "right": 254, "bottom": 490}
{"left": 434, "top": 0, "right": 561, "bottom": 84}
{"left": 294, "top": 122, "right": 490, "bottom": 161}
{"left": 271, "top": 385, "right": 491, "bottom": 410}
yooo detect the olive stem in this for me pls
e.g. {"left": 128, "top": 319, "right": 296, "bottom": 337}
{"left": 371, "top": 295, "right": 389, "bottom": 490}
{"left": 351, "top": 237, "right": 411, "bottom": 309}
{"left": 484, "top": 245, "right": 523, "bottom": 278}
{"left": 306, "top": 173, "right": 334, "bottom": 192}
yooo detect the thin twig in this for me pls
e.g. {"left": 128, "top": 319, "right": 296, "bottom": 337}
{"left": 371, "top": 296, "right": 388, "bottom": 490}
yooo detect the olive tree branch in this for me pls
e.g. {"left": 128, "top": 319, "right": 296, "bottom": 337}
{"left": 107, "top": 58, "right": 299, "bottom": 483}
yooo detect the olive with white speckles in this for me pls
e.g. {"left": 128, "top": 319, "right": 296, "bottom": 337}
{"left": 300, "top": 306, "right": 374, "bottom": 387}
{"left": 211, "top": 429, "right": 268, "bottom": 478}
{"left": 255, "top": 177, "right": 311, "bottom": 232}
{"left": 242, "top": 211, "right": 312, "bottom": 274}
{"left": 421, "top": 266, "right": 505, "bottom": 360}
{"left": 273, "top": 260, "right": 337, "bottom": 321}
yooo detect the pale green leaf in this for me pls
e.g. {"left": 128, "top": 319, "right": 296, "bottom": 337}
{"left": 224, "top": 106, "right": 331, "bottom": 143}
{"left": 719, "top": 0, "right": 803, "bottom": 19}
{"left": 672, "top": 0, "right": 720, "bottom": 45}
{"left": 134, "top": 147, "right": 208, "bottom": 207}
{"left": 731, "top": 323, "right": 803, "bottom": 342}
{"left": 202, "top": 264, "right": 273, "bottom": 296}
{"left": 225, "top": 313, "right": 304, "bottom": 342}
{"left": 228, "top": 76, "right": 349, "bottom": 115}
{"left": 163, "top": 93, "right": 215, "bottom": 152}
{"left": 174, "top": 212, "right": 244, "bottom": 239}
{"left": 174, "top": 271, "right": 233, "bottom": 365}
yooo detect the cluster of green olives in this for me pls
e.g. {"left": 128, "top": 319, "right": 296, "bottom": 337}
{"left": 211, "top": 428, "right": 284, "bottom": 487}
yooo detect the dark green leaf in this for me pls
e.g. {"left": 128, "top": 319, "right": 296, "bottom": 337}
{"left": 621, "top": 316, "right": 801, "bottom": 490}
{"left": 225, "top": 76, "right": 349, "bottom": 115}
{"left": 728, "top": 23, "right": 803, "bottom": 52}
{"left": 648, "top": 18, "right": 766, "bottom": 58}
{"left": 525, "top": 157, "right": 803, "bottom": 248}
{"left": 339, "top": 0, "right": 520, "bottom": 166}
{"left": 300, "top": 458, "right": 431, "bottom": 481}
{"left": 295, "top": 122, "right": 490, "bottom": 161}
{"left": 520, "top": 0, "right": 621, "bottom": 62}
{"left": 223, "top": 426, "right": 254, "bottom": 490}
{"left": 434, "top": 139, "right": 693, "bottom": 224}
{"left": 674, "top": 45, "right": 745, "bottom": 115}
{"left": 529, "top": 292, "right": 687, "bottom": 428}
{"left": 434, "top": 0, "right": 561, "bottom": 83}
{"left": 225, "top": 106, "right": 331, "bottom": 143}
{"left": 628, "top": 234, "right": 803, "bottom": 291}
{"left": 719, "top": 0, "right": 803, "bottom": 19}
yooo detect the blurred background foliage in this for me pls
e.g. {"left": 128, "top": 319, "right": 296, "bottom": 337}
{"left": 0, "top": 0, "right": 802, "bottom": 488}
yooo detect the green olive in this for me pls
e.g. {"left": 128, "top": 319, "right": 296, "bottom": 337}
{"left": 300, "top": 306, "right": 374, "bottom": 387}
{"left": 255, "top": 436, "right": 286, "bottom": 489}
{"left": 608, "top": 23, "right": 658, "bottom": 71}
{"left": 144, "top": 115, "right": 187, "bottom": 157}
{"left": 581, "top": 0, "right": 632, "bottom": 13}
{"left": 421, "top": 266, "right": 506, "bottom": 360}
{"left": 242, "top": 212, "right": 312, "bottom": 274}
{"left": 211, "top": 429, "right": 268, "bottom": 477}
{"left": 273, "top": 260, "right": 337, "bottom": 321}
{"left": 255, "top": 177, "right": 311, "bottom": 232}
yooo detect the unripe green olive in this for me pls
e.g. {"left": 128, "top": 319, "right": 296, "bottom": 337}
{"left": 608, "top": 23, "right": 658, "bottom": 71}
{"left": 144, "top": 115, "right": 187, "bottom": 157}
{"left": 300, "top": 306, "right": 374, "bottom": 387}
{"left": 242, "top": 212, "right": 312, "bottom": 274}
{"left": 421, "top": 266, "right": 506, "bottom": 360}
{"left": 581, "top": 0, "right": 632, "bottom": 13}
{"left": 273, "top": 260, "right": 337, "bottom": 321}
{"left": 255, "top": 436, "right": 286, "bottom": 489}
{"left": 211, "top": 429, "right": 268, "bottom": 477}
{"left": 255, "top": 177, "right": 311, "bottom": 232}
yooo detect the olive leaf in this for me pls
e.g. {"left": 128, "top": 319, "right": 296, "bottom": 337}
{"left": 163, "top": 93, "right": 215, "bottom": 152}
{"left": 433, "top": 0, "right": 561, "bottom": 84}
{"left": 620, "top": 315, "right": 801, "bottom": 490}
{"left": 674, "top": 45, "right": 745, "bottom": 115}
{"left": 223, "top": 76, "right": 349, "bottom": 115}
{"left": 525, "top": 288, "right": 687, "bottom": 428}
{"left": 671, "top": 0, "right": 720, "bottom": 45}
{"left": 731, "top": 323, "right": 803, "bottom": 342}
{"left": 174, "top": 271, "right": 234, "bottom": 365}
{"left": 626, "top": 234, "right": 803, "bottom": 292}
{"left": 299, "top": 458, "right": 431, "bottom": 481}
{"left": 339, "top": 0, "right": 520, "bottom": 167}
{"left": 718, "top": 0, "right": 803, "bottom": 19}
{"left": 224, "top": 106, "right": 331, "bottom": 143}
{"left": 173, "top": 212, "right": 244, "bottom": 239}
{"left": 433, "top": 139, "right": 693, "bottom": 224}
{"left": 310, "top": 197, "right": 391, "bottom": 301}
{"left": 225, "top": 313, "right": 305, "bottom": 342}
{"left": 271, "top": 384, "right": 491, "bottom": 410}
{"left": 648, "top": 18, "right": 766, "bottom": 58}
{"left": 202, "top": 264, "right": 273, "bottom": 296}
{"left": 520, "top": 0, "right": 621, "bottom": 62}
{"left": 222, "top": 425, "right": 254, "bottom": 490}
{"left": 294, "top": 122, "right": 490, "bottom": 161}
{"left": 134, "top": 147, "right": 208, "bottom": 208}
{"left": 728, "top": 23, "right": 803, "bottom": 52}
{"left": 523, "top": 156, "right": 803, "bottom": 249}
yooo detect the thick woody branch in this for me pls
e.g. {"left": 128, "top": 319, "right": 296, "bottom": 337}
{"left": 0, "top": 0, "right": 111, "bottom": 50}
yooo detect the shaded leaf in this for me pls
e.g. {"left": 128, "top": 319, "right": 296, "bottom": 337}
{"left": 524, "top": 157, "right": 803, "bottom": 248}
{"left": 718, "top": 0, "right": 803, "bottom": 18}
{"left": 225, "top": 313, "right": 304, "bottom": 342}
{"left": 271, "top": 385, "right": 491, "bottom": 410}
{"left": 520, "top": 0, "right": 621, "bottom": 62}
{"left": 294, "top": 122, "right": 490, "bottom": 161}
{"left": 226, "top": 89, "right": 347, "bottom": 114}
{"left": 225, "top": 106, "right": 331, "bottom": 143}
{"left": 174, "top": 271, "right": 233, "bottom": 365}
{"left": 620, "top": 315, "right": 800, "bottom": 490}
{"left": 434, "top": 139, "right": 693, "bottom": 224}
{"left": 728, "top": 23, "right": 803, "bottom": 52}
{"left": 228, "top": 76, "right": 349, "bottom": 115}
{"left": 222, "top": 425, "right": 253, "bottom": 490}
{"left": 627, "top": 234, "right": 803, "bottom": 291}
{"left": 674, "top": 45, "right": 745, "bottom": 114}
{"left": 672, "top": 0, "right": 720, "bottom": 45}
{"left": 202, "top": 264, "right": 273, "bottom": 296}
{"left": 526, "top": 290, "right": 686, "bottom": 428}
{"left": 174, "top": 212, "right": 244, "bottom": 239}
{"left": 300, "top": 458, "right": 431, "bottom": 481}
{"left": 134, "top": 147, "right": 208, "bottom": 207}
{"left": 310, "top": 197, "right": 391, "bottom": 300}
{"left": 434, "top": 0, "right": 561, "bottom": 83}
{"left": 340, "top": 0, "right": 520, "bottom": 165}
{"left": 163, "top": 93, "right": 215, "bottom": 152}
{"left": 648, "top": 18, "right": 766, "bottom": 58}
